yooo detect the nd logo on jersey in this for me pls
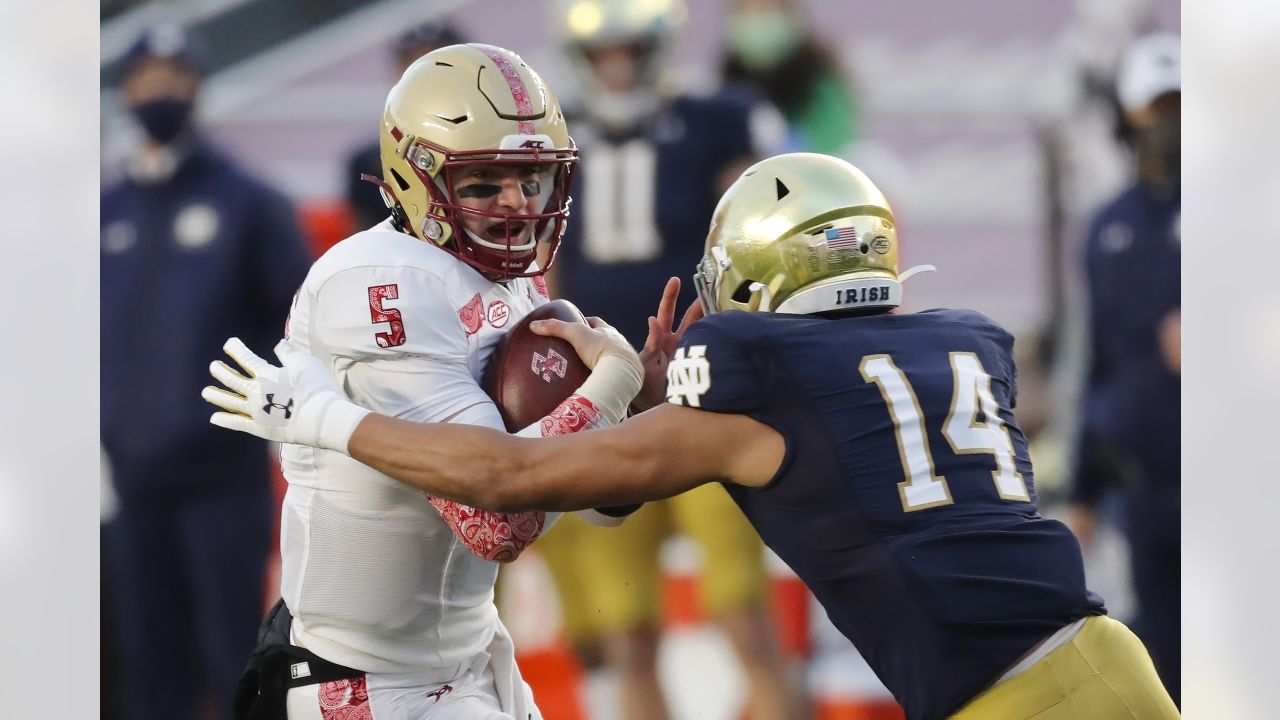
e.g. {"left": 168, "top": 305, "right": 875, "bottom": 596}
{"left": 666, "top": 345, "right": 711, "bottom": 407}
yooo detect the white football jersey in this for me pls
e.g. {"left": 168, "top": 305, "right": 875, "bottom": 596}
{"left": 279, "top": 220, "right": 555, "bottom": 674}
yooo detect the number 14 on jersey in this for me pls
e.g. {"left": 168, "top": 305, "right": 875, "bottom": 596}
{"left": 861, "top": 352, "right": 1030, "bottom": 512}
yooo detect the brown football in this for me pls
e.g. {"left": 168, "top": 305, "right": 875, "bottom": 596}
{"left": 482, "top": 299, "right": 591, "bottom": 432}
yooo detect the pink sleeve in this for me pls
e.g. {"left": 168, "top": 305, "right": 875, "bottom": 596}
{"left": 425, "top": 497, "right": 546, "bottom": 563}
{"left": 426, "top": 394, "right": 603, "bottom": 562}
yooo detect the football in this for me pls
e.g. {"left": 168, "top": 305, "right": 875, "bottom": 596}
{"left": 482, "top": 299, "right": 592, "bottom": 431}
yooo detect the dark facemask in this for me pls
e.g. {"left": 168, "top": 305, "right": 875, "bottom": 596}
{"left": 1136, "top": 115, "right": 1180, "bottom": 190}
{"left": 132, "top": 98, "right": 194, "bottom": 145}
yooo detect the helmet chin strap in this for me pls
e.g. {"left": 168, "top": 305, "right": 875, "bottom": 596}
{"left": 747, "top": 282, "right": 775, "bottom": 312}
{"left": 898, "top": 264, "right": 937, "bottom": 282}
{"left": 360, "top": 174, "right": 413, "bottom": 232}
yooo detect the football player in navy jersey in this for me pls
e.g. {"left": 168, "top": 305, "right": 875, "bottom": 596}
{"left": 205, "top": 153, "right": 1179, "bottom": 719}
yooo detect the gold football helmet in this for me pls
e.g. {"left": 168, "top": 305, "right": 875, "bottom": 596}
{"left": 694, "top": 152, "right": 933, "bottom": 315}
{"left": 375, "top": 43, "right": 578, "bottom": 279}
{"left": 555, "top": 0, "right": 686, "bottom": 127}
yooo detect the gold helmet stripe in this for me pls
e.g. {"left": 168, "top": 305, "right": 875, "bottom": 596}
{"left": 471, "top": 43, "right": 537, "bottom": 134}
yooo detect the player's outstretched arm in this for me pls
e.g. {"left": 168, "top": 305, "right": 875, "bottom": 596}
{"left": 203, "top": 331, "right": 784, "bottom": 511}
{"left": 348, "top": 314, "right": 781, "bottom": 510}
{"left": 346, "top": 400, "right": 784, "bottom": 512}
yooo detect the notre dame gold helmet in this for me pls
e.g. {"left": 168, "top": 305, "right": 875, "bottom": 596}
{"left": 376, "top": 43, "right": 578, "bottom": 278}
{"left": 694, "top": 152, "right": 933, "bottom": 316}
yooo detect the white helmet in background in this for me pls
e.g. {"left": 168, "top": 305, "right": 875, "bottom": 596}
{"left": 554, "top": 0, "right": 687, "bottom": 130}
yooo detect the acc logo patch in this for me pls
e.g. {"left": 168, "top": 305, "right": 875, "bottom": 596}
{"left": 666, "top": 345, "right": 711, "bottom": 407}
{"left": 487, "top": 300, "right": 510, "bottom": 328}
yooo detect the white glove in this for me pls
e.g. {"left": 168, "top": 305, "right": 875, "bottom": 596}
{"left": 202, "top": 338, "right": 370, "bottom": 453}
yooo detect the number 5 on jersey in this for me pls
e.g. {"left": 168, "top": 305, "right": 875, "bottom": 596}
{"left": 368, "top": 284, "right": 406, "bottom": 348}
{"left": 860, "top": 352, "right": 1029, "bottom": 512}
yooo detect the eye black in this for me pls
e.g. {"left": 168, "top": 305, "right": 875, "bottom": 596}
{"left": 456, "top": 184, "right": 501, "bottom": 199}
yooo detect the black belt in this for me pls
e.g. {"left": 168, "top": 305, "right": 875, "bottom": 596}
{"left": 233, "top": 599, "right": 364, "bottom": 720}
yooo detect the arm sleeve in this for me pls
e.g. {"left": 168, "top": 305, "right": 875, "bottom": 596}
{"left": 429, "top": 401, "right": 563, "bottom": 562}
{"left": 509, "top": 390, "right": 633, "bottom": 527}
{"left": 426, "top": 389, "right": 627, "bottom": 555}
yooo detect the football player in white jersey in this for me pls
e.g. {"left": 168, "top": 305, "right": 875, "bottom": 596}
{"left": 213, "top": 44, "right": 677, "bottom": 720}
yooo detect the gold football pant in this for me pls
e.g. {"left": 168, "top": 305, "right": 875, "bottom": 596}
{"left": 950, "top": 615, "right": 1179, "bottom": 719}
{"left": 539, "top": 482, "right": 766, "bottom": 642}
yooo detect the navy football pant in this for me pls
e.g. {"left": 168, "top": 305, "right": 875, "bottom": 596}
{"left": 103, "top": 483, "right": 272, "bottom": 720}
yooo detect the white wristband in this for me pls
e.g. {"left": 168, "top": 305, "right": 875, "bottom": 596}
{"left": 575, "top": 355, "right": 643, "bottom": 427}
{"left": 314, "top": 392, "right": 373, "bottom": 454}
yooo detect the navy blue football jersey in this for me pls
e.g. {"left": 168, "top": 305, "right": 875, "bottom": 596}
{"left": 555, "top": 90, "right": 780, "bottom": 346}
{"left": 666, "top": 308, "right": 1105, "bottom": 720}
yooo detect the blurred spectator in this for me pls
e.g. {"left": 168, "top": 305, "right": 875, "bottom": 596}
{"left": 343, "top": 20, "right": 464, "bottom": 230}
{"left": 100, "top": 24, "right": 311, "bottom": 720}
{"left": 1068, "top": 32, "right": 1180, "bottom": 706}
{"left": 539, "top": 2, "right": 803, "bottom": 719}
{"left": 720, "top": 0, "right": 859, "bottom": 155}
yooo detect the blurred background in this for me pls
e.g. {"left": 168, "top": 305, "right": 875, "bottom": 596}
{"left": 99, "top": 1, "right": 1180, "bottom": 718}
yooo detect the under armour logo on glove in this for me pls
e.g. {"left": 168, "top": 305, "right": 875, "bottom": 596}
{"left": 203, "top": 337, "right": 371, "bottom": 452}
{"left": 263, "top": 393, "right": 294, "bottom": 418}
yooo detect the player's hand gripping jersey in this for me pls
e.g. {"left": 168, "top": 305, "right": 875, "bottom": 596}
{"left": 667, "top": 308, "right": 1106, "bottom": 720}
{"left": 279, "top": 221, "right": 601, "bottom": 674}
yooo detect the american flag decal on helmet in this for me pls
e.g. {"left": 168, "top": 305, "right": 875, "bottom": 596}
{"left": 824, "top": 226, "right": 861, "bottom": 249}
